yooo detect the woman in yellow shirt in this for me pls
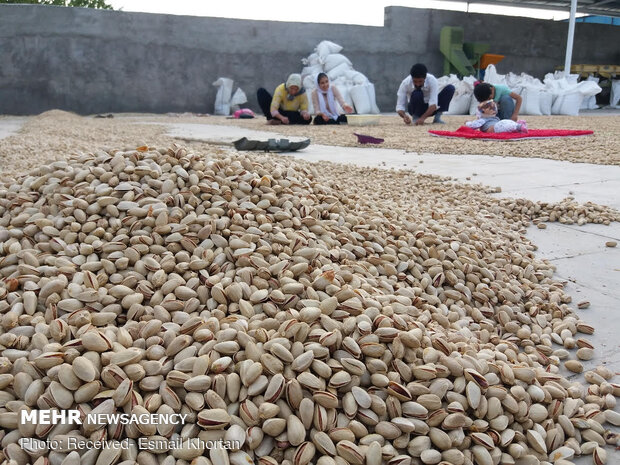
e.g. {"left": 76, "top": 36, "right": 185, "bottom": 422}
{"left": 257, "top": 74, "right": 311, "bottom": 125}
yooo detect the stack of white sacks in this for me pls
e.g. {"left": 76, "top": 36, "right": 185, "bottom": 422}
{"left": 212, "top": 78, "right": 248, "bottom": 115}
{"left": 441, "top": 65, "right": 602, "bottom": 116}
{"left": 300, "top": 40, "right": 380, "bottom": 114}
{"left": 611, "top": 80, "right": 620, "bottom": 109}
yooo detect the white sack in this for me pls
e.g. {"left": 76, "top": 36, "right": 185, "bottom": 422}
{"left": 484, "top": 65, "right": 507, "bottom": 85}
{"left": 302, "top": 53, "right": 321, "bottom": 66}
{"left": 324, "top": 54, "right": 352, "bottom": 72}
{"left": 544, "top": 74, "right": 564, "bottom": 95}
{"left": 611, "top": 80, "right": 620, "bottom": 108}
{"left": 302, "top": 41, "right": 377, "bottom": 114}
{"left": 302, "top": 76, "right": 316, "bottom": 114}
{"left": 544, "top": 73, "right": 587, "bottom": 115}
{"left": 344, "top": 70, "right": 369, "bottom": 85}
{"left": 446, "top": 80, "right": 473, "bottom": 115}
{"left": 544, "top": 73, "right": 583, "bottom": 94}
{"left": 581, "top": 95, "right": 596, "bottom": 110}
{"left": 316, "top": 40, "right": 343, "bottom": 60}
{"left": 469, "top": 94, "right": 479, "bottom": 116}
{"left": 230, "top": 88, "right": 247, "bottom": 107}
{"left": 462, "top": 75, "right": 477, "bottom": 88}
{"left": 212, "top": 77, "right": 234, "bottom": 115}
{"left": 367, "top": 83, "right": 380, "bottom": 114}
{"left": 447, "top": 93, "right": 472, "bottom": 115}
{"left": 506, "top": 73, "right": 544, "bottom": 94}
{"left": 551, "top": 94, "right": 565, "bottom": 115}
{"left": 334, "top": 81, "right": 354, "bottom": 108}
{"left": 327, "top": 62, "right": 352, "bottom": 81}
{"left": 505, "top": 72, "right": 522, "bottom": 90}
{"left": 539, "top": 92, "right": 552, "bottom": 115}
{"left": 556, "top": 92, "right": 584, "bottom": 116}
{"left": 577, "top": 79, "right": 602, "bottom": 97}
{"left": 437, "top": 74, "right": 462, "bottom": 92}
{"left": 521, "top": 87, "right": 542, "bottom": 116}
{"left": 350, "top": 85, "right": 372, "bottom": 114}
{"left": 580, "top": 76, "right": 600, "bottom": 110}
{"left": 306, "top": 95, "right": 314, "bottom": 115}
{"left": 302, "top": 65, "right": 323, "bottom": 80}
{"left": 303, "top": 75, "right": 315, "bottom": 90}
{"left": 548, "top": 80, "right": 600, "bottom": 115}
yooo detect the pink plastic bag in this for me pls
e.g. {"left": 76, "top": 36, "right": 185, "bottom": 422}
{"left": 233, "top": 108, "right": 255, "bottom": 119}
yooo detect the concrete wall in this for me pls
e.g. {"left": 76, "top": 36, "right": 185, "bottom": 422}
{"left": 1, "top": 4, "right": 618, "bottom": 115}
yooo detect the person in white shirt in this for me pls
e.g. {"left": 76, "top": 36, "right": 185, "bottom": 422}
{"left": 396, "top": 63, "right": 455, "bottom": 125}
{"left": 312, "top": 73, "right": 353, "bottom": 125}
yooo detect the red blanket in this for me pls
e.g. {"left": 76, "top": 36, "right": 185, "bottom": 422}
{"left": 429, "top": 126, "right": 594, "bottom": 140}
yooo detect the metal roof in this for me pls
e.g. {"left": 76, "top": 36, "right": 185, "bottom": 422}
{"left": 435, "top": 1, "right": 620, "bottom": 18}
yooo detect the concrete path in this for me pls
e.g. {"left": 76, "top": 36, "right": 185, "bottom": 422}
{"left": 166, "top": 123, "right": 310, "bottom": 146}
{"left": 0, "top": 117, "right": 26, "bottom": 139}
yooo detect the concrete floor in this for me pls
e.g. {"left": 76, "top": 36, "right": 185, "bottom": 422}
{"left": 1, "top": 117, "right": 619, "bottom": 461}
{"left": 0, "top": 117, "right": 27, "bottom": 140}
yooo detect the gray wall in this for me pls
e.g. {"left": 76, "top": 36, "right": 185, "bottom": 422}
{"left": 1, "top": 4, "right": 618, "bottom": 115}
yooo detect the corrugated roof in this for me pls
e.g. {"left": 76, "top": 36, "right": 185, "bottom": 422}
{"left": 435, "top": 0, "right": 620, "bottom": 18}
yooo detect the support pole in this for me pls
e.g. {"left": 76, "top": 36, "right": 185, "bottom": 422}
{"left": 564, "top": 0, "right": 578, "bottom": 76}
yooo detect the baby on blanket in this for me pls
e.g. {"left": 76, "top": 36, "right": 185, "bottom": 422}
{"left": 466, "top": 100, "right": 528, "bottom": 133}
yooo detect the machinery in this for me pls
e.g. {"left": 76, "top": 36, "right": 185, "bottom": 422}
{"left": 440, "top": 26, "right": 504, "bottom": 79}
{"left": 555, "top": 64, "right": 619, "bottom": 79}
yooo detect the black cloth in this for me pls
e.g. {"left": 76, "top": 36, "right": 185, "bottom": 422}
{"left": 407, "top": 84, "right": 455, "bottom": 117}
{"left": 256, "top": 87, "right": 311, "bottom": 125}
{"left": 257, "top": 87, "right": 275, "bottom": 119}
{"left": 313, "top": 114, "right": 348, "bottom": 125}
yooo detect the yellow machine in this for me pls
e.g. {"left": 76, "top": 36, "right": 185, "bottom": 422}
{"left": 555, "top": 64, "right": 620, "bottom": 79}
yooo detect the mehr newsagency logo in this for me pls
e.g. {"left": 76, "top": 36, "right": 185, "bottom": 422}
{"left": 18, "top": 410, "right": 240, "bottom": 451}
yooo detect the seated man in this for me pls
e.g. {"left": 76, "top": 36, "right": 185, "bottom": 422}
{"left": 396, "top": 63, "right": 455, "bottom": 125}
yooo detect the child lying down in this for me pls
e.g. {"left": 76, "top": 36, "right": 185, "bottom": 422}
{"left": 466, "top": 100, "right": 528, "bottom": 133}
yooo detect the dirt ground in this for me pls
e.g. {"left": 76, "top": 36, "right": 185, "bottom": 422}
{"left": 0, "top": 111, "right": 618, "bottom": 183}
